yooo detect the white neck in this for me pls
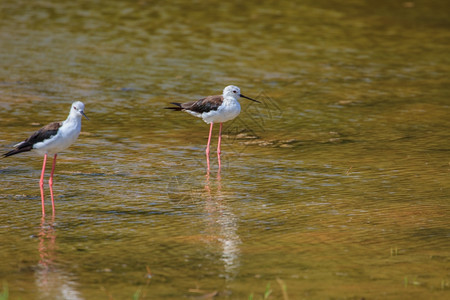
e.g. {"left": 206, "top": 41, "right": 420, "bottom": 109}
{"left": 65, "top": 111, "right": 82, "bottom": 124}
{"left": 224, "top": 94, "right": 239, "bottom": 102}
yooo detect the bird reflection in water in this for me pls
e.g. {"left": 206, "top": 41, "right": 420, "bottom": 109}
{"left": 36, "top": 217, "right": 83, "bottom": 300}
{"left": 204, "top": 169, "right": 241, "bottom": 281}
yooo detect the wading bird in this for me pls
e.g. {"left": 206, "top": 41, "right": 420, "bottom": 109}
{"left": 165, "top": 85, "right": 260, "bottom": 169}
{"left": 3, "top": 101, "right": 88, "bottom": 216}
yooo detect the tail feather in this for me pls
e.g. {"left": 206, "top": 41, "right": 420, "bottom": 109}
{"left": 3, "top": 145, "right": 33, "bottom": 158}
{"left": 164, "top": 102, "right": 183, "bottom": 111}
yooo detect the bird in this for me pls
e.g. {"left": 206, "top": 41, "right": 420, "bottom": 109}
{"left": 165, "top": 85, "right": 260, "bottom": 169}
{"left": 3, "top": 101, "right": 88, "bottom": 217}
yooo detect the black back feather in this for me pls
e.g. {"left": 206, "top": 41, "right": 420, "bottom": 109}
{"left": 3, "top": 122, "right": 62, "bottom": 157}
{"left": 165, "top": 95, "right": 224, "bottom": 114}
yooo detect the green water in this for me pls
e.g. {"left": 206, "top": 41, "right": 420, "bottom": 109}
{"left": 0, "top": 0, "right": 449, "bottom": 299}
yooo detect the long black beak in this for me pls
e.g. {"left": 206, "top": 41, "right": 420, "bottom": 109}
{"left": 80, "top": 111, "right": 89, "bottom": 120}
{"left": 240, "top": 94, "right": 261, "bottom": 103}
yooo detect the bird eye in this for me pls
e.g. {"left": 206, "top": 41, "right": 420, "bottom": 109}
{"left": 73, "top": 106, "right": 78, "bottom": 110}
{"left": 233, "top": 90, "right": 237, "bottom": 93}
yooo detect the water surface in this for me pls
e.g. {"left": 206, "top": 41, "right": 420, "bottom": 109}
{"left": 0, "top": 0, "right": 449, "bottom": 299}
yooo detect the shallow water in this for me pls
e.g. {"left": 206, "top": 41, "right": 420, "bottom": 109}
{"left": 0, "top": 0, "right": 449, "bottom": 299}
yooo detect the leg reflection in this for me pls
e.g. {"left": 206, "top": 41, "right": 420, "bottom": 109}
{"left": 38, "top": 216, "right": 55, "bottom": 290}
{"left": 36, "top": 218, "right": 82, "bottom": 300}
{"left": 204, "top": 171, "right": 241, "bottom": 281}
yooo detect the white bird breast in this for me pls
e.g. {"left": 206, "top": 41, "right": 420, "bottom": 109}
{"left": 201, "top": 98, "right": 241, "bottom": 124}
{"left": 34, "top": 121, "right": 81, "bottom": 155}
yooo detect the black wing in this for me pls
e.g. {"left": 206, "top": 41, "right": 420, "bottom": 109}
{"left": 3, "top": 122, "right": 62, "bottom": 157}
{"left": 165, "top": 95, "right": 224, "bottom": 114}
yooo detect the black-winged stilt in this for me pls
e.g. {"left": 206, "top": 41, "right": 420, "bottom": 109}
{"left": 165, "top": 85, "right": 259, "bottom": 169}
{"left": 3, "top": 101, "right": 88, "bottom": 216}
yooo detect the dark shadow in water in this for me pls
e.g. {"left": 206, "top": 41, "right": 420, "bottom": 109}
{"left": 204, "top": 170, "right": 241, "bottom": 281}
{"left": 36, "top": 217, "right": 83, "bottom": 300}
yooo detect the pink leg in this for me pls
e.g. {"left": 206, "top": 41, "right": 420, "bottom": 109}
{"left": 217, "top": 123, "right": 223, "bottom": 169}
{"left": 49, "top": 154, "right": 57, "bottom": 216}
{"left": 217, "top": 123, "right": 223, "bottom": 156}
{"left": 40, "top": 154, "right": 48, "bottom": 217}
{"left": 206, "top": 122, "right": 214, "bottom": 171}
